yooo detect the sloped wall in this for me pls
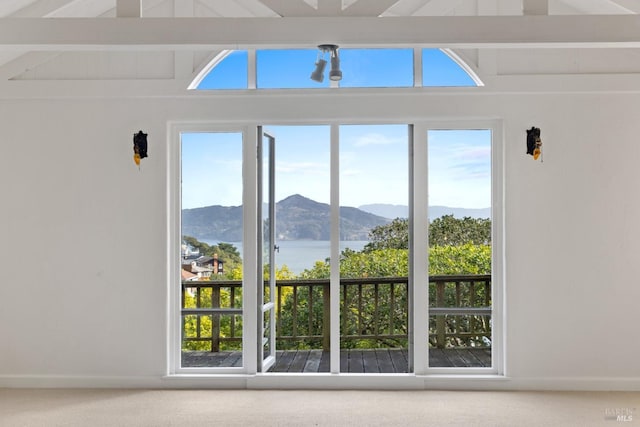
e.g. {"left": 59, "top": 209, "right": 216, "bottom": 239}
{"left": 0, "top": 90, "right": 638, "bottom": 389}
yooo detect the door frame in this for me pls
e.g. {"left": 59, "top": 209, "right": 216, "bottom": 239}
{"left": 418, "top": 120, "right": 504, "bottom": 376}
{"left": 167, "top": 119, "right": 504, "bottom": 379}
{"left": 168, "top": 122, "right": 258, "bottom": 375}
{"left": 257, "top": 128, "right": 277, "bottom": 372}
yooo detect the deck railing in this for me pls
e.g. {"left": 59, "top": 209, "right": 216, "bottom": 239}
{"left": 181, "top": 274, "right": 491, "bottom": 352}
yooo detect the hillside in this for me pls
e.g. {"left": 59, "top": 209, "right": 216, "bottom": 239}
{"left": 181, "top": 204, "right": 243, "bottom": 241}
{"left": 358, "top": 203, "right": 491, "bottom": 220}
{"left": 182, "top": 194, "right": 390, "bottom": 242}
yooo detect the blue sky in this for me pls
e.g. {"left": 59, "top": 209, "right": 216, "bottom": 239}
{"left": 182, "top": 48, "right": 490, "bottom": 210}
{"left": 181, "top": 127, "right": 491, "bottom": 209}
{"left": 339, "top": 124, "right": 408, "bottom": 207}
{"left": 428, "top": 130, "right": 491, "bottom": 208}
{"left": 181, "top": 132, "right": 244, "bottom": 208}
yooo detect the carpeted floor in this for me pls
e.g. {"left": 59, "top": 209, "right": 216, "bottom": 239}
{"left": 0, "top": 389, "right": 637, "bottom": 426}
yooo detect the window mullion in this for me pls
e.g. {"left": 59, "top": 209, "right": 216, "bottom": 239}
{"left": 248, "top": 49, "right": 256, "bottom": 89}
{"left": 330, "top": 124, "right": 340, "bottom": 373}
{"left": 411, "top": 123, "right": 429, "bottom": 375}
{"left": 243, "top": 125, "right": 258, "bottom": 374}
{"left": 414, "top": 48, "right": 422, "bottom": 88}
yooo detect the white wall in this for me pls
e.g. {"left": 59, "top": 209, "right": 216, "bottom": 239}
{"left": 0, "top": 90, "right": 638, "bottom": 389}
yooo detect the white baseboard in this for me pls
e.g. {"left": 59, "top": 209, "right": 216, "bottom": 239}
{"left": 1, "top": 374, "right": 638, "bottom": 391}
{"left": 0, "top": 375, "right": 166, "bottom": 389}
{"left": 421, "top": 376, "right": 640, "bottom": 391}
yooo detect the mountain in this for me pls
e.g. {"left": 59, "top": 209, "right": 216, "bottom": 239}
{"left": 182, "top": 194, "right": 390, "bottom": 242}
{"left": 182, "top": 204, "right": 243, "bottom": 241}
{"left": 358, "top": 204, "right": 491, "bottom": 220}
{"left": 358, "top": 204, "right": 408, "bottom": 219}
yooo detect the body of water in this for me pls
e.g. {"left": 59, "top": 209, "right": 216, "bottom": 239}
{"left": 202, "top": 240, "right": 369, "bottom": 274}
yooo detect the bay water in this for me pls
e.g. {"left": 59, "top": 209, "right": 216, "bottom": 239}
{"left": 202, "top": 240, "right": 369, "bottom": 274}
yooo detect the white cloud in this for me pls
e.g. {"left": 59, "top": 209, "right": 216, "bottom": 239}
{"left": 277, "top": 160, "right": 327, "bottom": 175}
{"left": 353, "top": 133, "right": 403, "bottom": 147}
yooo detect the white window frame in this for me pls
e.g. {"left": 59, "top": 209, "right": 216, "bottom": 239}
{"left": 418, "top": 120, "right": 504, "bottom": 376}
{"left": 188, "top": 48, "right": 482, "bottom": 90}
{"left": 167, "top": 122, "right": 257, "bottom": 376}
{"left": 166, "top": 118, "right": 505, "bottom": 384}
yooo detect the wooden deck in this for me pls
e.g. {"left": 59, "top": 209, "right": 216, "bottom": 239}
{"left": 182, "top": 348, "right": 491, "bottom": 372}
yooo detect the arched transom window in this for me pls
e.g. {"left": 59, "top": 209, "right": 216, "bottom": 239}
{"left": 190, "top": 48, "right": 482, "bottom": 90}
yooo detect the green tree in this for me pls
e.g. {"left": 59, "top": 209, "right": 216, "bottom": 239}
{"left": 363, "top": 215, "right": 491, "bottom": 250}
{"left": 429, "top": 243, "right": 491, "bottom": 275}
{"left": 218, "top": 242, "right": 241, "bottom": 261}
{"left": 182, "top": 235, "right": 212, "bottom": 255}
{"left": 299, "top": 245, "right": 490, "bottom": 278}
{"left": 298, "top": 259, "right": 331, "bottom": 279}
{"left": 290, "top": 244, "right": 491, "bottom": 350}
{"left": 264, "top": 264, "right": 296, "bottom": 280}
{"left": 363, "top": 218, "right": 409, "bottom": 252}
{"left": 429, "top": 215, "right": 491, "bottom": 246}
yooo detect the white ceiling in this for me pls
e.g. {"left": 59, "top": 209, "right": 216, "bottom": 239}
{"left": 1, "top": 0, "right": 640, "bottom": 90}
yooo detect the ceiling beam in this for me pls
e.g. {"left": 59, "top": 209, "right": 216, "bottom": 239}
{"left": 174, "top": 0, "right": 195, "bottom": 79}
{"left": 5, "top": 73, "right": 640, "bottom": 97}
{"left": 1, "top": 16, "right": 640, "bottom": 50}
{"left": 9, "top": 0, "right": 83, "bottom": 17}
{"left": 523, "top": 0, "right": 548, "bottom": 15}
{"left": 606, "top": 0, "right": 640, "bottom": 14}
{"left": 559, "top": 0, "right": 632, "bottom": 14}
{"left": 414, "top": 0, "right": 462, "bottom": 16}
{"left": 317, "top": 0, "right": 341, "bottom": 16}
{"left": 116, "top": 0, "right": 140, "bottom": 18}
{"left": 383, "top": 0, "right": 432, "bottom": 16}
{"left": 342, "top": 0, "right": 401, "bottom": 17}
{"left": 257, "top": 0, "right": 316, "bottom": 17}
{"left": 0, "top": 0, "right": 110, "bottom": 77}
{"left": 0, "top": 51, "right": 60, "bottom": 80}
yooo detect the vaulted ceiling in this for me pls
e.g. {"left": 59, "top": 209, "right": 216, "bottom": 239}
{"left": 1, "top": 0, "right": 640, "bottom": 93}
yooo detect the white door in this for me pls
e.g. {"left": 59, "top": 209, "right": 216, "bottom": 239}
{"left": 258, "top": 128, "right": 277, "bottom": 372}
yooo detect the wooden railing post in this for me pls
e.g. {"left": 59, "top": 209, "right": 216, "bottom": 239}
{"left": 322, "top": 283, "right": 330, "bottom": 351}
{"left": 230, "top": 287, "right": 236, "bottom": 338}
{"left": 292, "top": 285, "right": 298, "bottom": 338}
{"left": 211, "top": 286, "right": 221, "bottom": 352}
{"left": 470, "top": 281, "right": 476, "bottom": 334}
{"left": 435, "top": 281, "right": 446, "bottom": 349}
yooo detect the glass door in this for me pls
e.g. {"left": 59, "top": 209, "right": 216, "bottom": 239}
{"left": 426, "top": 128, "right": 493, "bottom": 371}
{"left": 178, "top": 131, "right": 244, "bottom": 371}
{"left": 174, "top": 122, "right": 500, "bottom": 377}
{"left": 258, "top": 129, "right": 277, "bottom": 372}
{"left": 260, "top": 125, "right": 332, "bottom": 373}
{"left": 338, "top": 124, "right": 410, "bottom": 373}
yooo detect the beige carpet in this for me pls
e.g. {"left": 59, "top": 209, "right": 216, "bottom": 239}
{"left": 0, "top": 389, "right": 637, "bottom": 426}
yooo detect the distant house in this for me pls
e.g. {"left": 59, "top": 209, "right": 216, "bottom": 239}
{"left": 182, "top": 261, "right": 212, "bottom": 279}
{"left": 181, "top": 269, "right": 198, "bottom": 282}
{"left": 181, "top": 242, "right": 200, "bottom": 260}
{"left": 194, "top": 254, "right": 224, "bottom": 275}
{"left": 181, "top": 253, "right": 224, "bottom": 278}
